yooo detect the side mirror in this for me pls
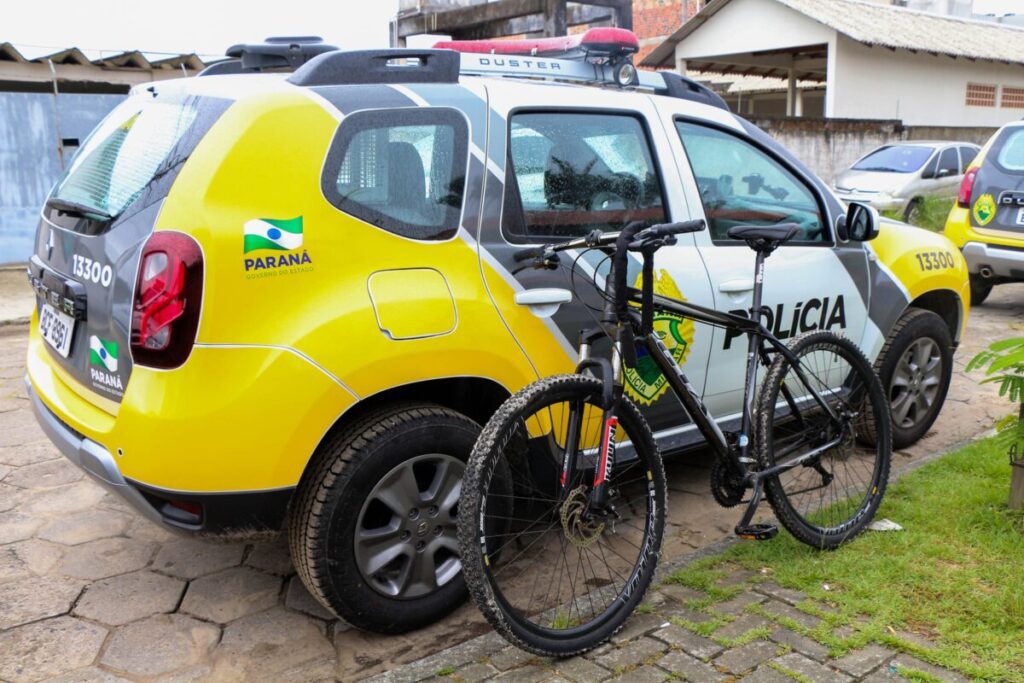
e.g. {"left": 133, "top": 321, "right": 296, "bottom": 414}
{"left": 845, "top": 201, "right": 880, "bottom": 241}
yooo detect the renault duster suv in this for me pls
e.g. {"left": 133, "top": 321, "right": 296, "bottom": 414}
{"left": 25, "top": 33, "right": 969, "bottom": 634}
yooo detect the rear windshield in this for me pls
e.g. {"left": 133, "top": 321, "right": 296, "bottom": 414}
{"left": 994, "top": 128, "right": 1024, "bottom": 172}
{"left": 50, "top": 97, "right": 199, "bottom": 219}
{"left": 852, "top": 145, "right": 933, "bottom": 173}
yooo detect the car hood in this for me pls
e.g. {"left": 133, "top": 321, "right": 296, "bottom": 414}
{"left": 835, "top": 169, "right": 909, "bottom": 193}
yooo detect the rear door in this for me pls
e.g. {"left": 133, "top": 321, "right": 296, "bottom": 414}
{"left": 973, "top": 125, "right": 1024, "bottom": 234}
{"left": 930, "top": 146, "right": 962, "bottom": 198}
{"left": 476, "top": 84, "right": 717, "bottom": 449}
{"left": 28, "top": 92, "right": 227, "bottom": 409}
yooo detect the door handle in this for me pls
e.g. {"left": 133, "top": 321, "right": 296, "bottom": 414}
{"left": 514, "top": 288, "right": 572, "bottom": 318}
{"left": 719, "top": 279, "right": 754, "bottom": 294}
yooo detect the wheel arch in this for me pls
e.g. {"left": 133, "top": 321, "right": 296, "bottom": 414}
{"left": 905, "top": 288, "right": 963, "bottom": 346}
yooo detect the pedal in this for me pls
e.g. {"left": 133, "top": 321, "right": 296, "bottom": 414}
{"left": 734, "top": 523, "right": 778, "bottom": 541}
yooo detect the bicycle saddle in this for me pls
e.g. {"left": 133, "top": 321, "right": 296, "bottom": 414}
{"left": 727, "top": 223, "right": 800, "bottom": 253}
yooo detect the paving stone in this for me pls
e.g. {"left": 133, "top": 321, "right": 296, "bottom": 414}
{"left": 180, "top": 566, "right": 281, "bottom": 624}
{"left": 859, "top": 666, "right": 904, "bottom": 682}
{"left": 37, "top": 508, "right": 131, "bottom": 545}
{"left": 42, "top": 667, "right": 132, "bottom": 682}
{"left": 775, "top": 652, "right": 853, "bottom": 682}
{"left": 101, "top": 614, "right": 220, "bottom": 678}
{"left": 494, "top": 665, "right": 548, "bottom": 682}
{"left": 713, "top": 613, "right": 772, "bottom": 640}
{"left": 8, "top": 538, "right": 64, "bottom": 574}
{"left": 212, "top": 607, "right": 335, "bottom": 679}
{"left": 709, "top": 591, "right": 766, "bottom": 616}
{"left": 57, "top": 537, "right": 155, "bottom": 580}
{"left": 893, "top": 629, "right": 938, "bottom": 650}
{"left": 490, "top": 646, "right": 537, "bottom": 671}
{"left": 0, "top": 462, "right": 9, "bottom": 480}
{"left": 768, "top": 627, "right": 829, "bottom": 661}
{"left": 0, "top": 440, "right": 60, "bottom": 467}
{"left": 891, "top": 655, "right": 968, "bottom": 683}
{"left": 0, "top": 617, "right": 107, "bottom": 682}
{"left": 124, "top": 516, "right": 176, "bottom": 544}
{"left": 659, "top": 583, "right": 705, "bottom": 604}
{"left": 246, "top": 536, "right": 295, "bottom": 575}
{"left": 743, "top": 665, "right": 793, "bottom": 683}
{"left": 666, "top": 605, "right": 715, "bottom": 624}
{"left": 755, "top": 581, "right": 807, "bottom": 606}
{"left": 453, "top": 662, "right": 500, "bottom": 682}
{"left": 0, "top": 542, "right": 32, "bottom": 582}
{"left": 73, "top": 570, "right": 186, "bottom": 626}
{"left": 0, "top": 482, "right": 27, "bottom": 512}
{"left": 833, "top": 644, "right": 898, "bottom": 677}
{"left": 713, "top": 640, "right": 779, "bottom": 675}
{"left": 154, "top": 665, "right": 214, "bottom": 683}
{"left": 0, "top": 419, "right": 45, "bottom": 448}
{"left": 23, "top": 480, "right": 106, "bottom": 516}
{"left": 759, "top": 600, "right": 821, "bottom": 630}
{"left": 716, "top": 566, "right": 756, "bottom": 588}
{"left": 152, "top": 538, "right": 246, "bottom": 579}
{"left": 594, "top": 637, "right": 666, "bottom": 672}
{"left": 0, "top": 575, "right": 84, "bottom": 629}
{"left": 657, "top": 650, "right": 726, "bottom": 681}
{"left": 650, "top": 625, "right": 723, "bottom": 660}
{"left": 617, "top": 664, "right": 666, "bottom": 682}
{"left": 285, "top": 575, "right": 335, "bottom": 620}
{"left": 4, "top": 458, "right": 83, "bottom": 489}
{"left": 610, "top": 614, "right": 668, "bottom": 644}
{"left": 554, "top": 656, "right": 610, "bottom": 682}
{"left": 0, "top": 510, "right": 42, "bottom": 544}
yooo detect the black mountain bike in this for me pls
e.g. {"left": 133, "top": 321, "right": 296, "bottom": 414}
{"left": 457, "top": 219, "right": 892, "bottom": 656}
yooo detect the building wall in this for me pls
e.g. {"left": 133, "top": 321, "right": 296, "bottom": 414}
{"left": 634, "top": 0, "right": 704, "bottom": 65}
{"left": 0, "top": 92, "right": 123, "bottom": 265}
{"left": 749, "top": 117, "right": 997, "bottom": 185}
{"left": 831, "top": 34, "right": 1024, "bottom": 126}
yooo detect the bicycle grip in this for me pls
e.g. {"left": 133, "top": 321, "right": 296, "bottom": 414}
{"left": 513, "top": 246, "right": 547, "bottom": 263}
{"left": 644, "top": 219, "right": 705, "bottom": 238}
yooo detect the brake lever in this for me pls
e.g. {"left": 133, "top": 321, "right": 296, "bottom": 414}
{"left": 510, "top": 250, "right": 560, "bottom": 275}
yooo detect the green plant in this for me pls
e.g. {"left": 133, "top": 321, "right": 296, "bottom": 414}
{"left": 967, "top": 337, "right": 1024, "bottom": 447}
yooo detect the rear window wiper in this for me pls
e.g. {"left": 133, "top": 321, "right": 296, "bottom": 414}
{"left": 46, "top": 197, "right": 113, "bottom": 222}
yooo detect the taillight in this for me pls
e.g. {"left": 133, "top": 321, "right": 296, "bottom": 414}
{"left": 131, "top": 231, "right": 203, "bottom": 369}
{"left": 958, "top": 167, "right": 978, "bottom": 208}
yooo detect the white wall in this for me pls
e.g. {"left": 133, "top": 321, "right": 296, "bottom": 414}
{"left": 831, "top": 34, "right": 1024, "bottom": 126}
{"left": 674, "top": 0, "right": 833, "bottom": 60}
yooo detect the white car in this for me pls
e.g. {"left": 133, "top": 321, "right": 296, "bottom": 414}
{"left": 835, "top": 142, "right": 980, "bottom": 222}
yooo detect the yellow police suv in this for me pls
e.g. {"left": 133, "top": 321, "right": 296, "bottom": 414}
{"left": 945, "top": 120, "right": 1024, "bottom": 304}
{"left": 26, "top": 33, "right": 969, "bottom": 633}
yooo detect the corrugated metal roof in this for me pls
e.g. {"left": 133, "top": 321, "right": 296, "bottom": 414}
{"left": 642, "top": 0, "right": 1024, "bottom": 67}
{"left": 0, "top": 42, "right": 207, "bottom": 71}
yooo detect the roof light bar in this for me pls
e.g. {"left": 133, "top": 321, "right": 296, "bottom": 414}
{"left": 435, "top": 27, "right": 638, "bottom": 65}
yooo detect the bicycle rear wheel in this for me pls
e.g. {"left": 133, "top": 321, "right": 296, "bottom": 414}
{"left": 755, "top": 331, "right": 891, "bottom": 549}
{"left": 458, "top": 374, "right": 665, "bottom": 656}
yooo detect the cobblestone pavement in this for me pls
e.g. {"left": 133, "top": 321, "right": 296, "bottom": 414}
{"left": 0, "top": 285, "right": 1019, "bottom": 682}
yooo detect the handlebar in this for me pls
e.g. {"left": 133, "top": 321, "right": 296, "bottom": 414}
{"left": 511, "top": 219, "right": 705, "bottom": 265}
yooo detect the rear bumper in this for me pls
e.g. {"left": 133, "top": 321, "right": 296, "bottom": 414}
{"left": 961, "top": 241, "right": 1024, "bottom": 279}
{"left": 25, "top": 375, "right": 292, "bottom": 536}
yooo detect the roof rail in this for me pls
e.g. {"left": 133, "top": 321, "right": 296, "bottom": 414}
{"left": 198, "top": 36, "right": 337, "bottom": 76}
{"left": 661, "top": 73, "right": 730, "bottom": 111}
{"left": 288, "top": 49, "right": 459, "bottom": 87}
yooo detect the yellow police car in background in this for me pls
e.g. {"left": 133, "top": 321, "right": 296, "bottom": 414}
{"left": 26, "top": 35, "right": 969, "bottom": 634}
{"left": 945, "top": 120, "right": 1024, "bottom": 304}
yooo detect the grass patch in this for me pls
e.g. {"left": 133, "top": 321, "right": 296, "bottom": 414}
{"left": 709, "top": 436, "right": 1024, "bottom": 682}
{"left": 881, "top": 196, "right": 954, "bottom": 232}
{"left": 434, "top": 665, "right": 456, "bottom": 677}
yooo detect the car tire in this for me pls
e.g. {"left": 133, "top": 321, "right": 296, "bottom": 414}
{"left": 969, "top": 275, "right": 993, "bottom": 306}
{"left": 868, "top": 309, "right": 953, "bottom": 449}
{"left": 903, "top": 198, "right": 922, "bottom": 225}
{"left": 289, "top": 403, "right": 480, "bottom": 633}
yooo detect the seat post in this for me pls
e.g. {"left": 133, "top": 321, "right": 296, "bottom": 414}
{"left": 750, "top": 249, "right": 767, "bottom": 325}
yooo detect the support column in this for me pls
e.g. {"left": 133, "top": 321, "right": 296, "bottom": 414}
{"left": 795, "top": 88, "right": 804, "bottom": 117}
{"left": 544, "top": 0, "right": 567, "bottom": 37}
{"left": 786, "top": 68, "right": 796, "bottom": 117}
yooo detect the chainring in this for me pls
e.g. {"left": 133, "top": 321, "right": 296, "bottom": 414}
{"left": 710, "top": 458, "right": 747, "bottom": 508}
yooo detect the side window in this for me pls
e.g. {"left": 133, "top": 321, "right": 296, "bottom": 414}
{"left": 675, "top": 121, "right": 826, "bottom": 244}
{"left": 959, "top": 146, "right": 978, "bottom": 170}
{"left": 321, "top": 108, "right": 468, "bottom": 241}
{"left": 937, "top": 147, "right": 959, "bottom": 176}
{"left": 503, "top": 112, "right": 666, "bottom": 241}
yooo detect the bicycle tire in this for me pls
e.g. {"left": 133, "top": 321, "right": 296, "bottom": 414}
{"left": 458, "top": 374, "right": 666, "bottom": 657}
{"left": 755, "top": 331, "right": 892, "bottom": 549}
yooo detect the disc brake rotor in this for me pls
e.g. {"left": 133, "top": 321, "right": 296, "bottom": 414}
{"left": 560, "top": 486, "right": 605, "bottom": 548}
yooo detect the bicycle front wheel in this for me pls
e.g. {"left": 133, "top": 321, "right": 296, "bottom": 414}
{"left": 458, "top": 374, "right": 666, "bottom": 657}
{"left": 755, "top": 331, "right": 892, "bottom": 549}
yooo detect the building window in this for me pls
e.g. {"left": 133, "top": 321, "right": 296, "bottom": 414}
{"left": 966, "top": 83, "right": 997, "bottom": 107}
{"left": 1002, "top": 86, "right": 1024, "bottom": 109}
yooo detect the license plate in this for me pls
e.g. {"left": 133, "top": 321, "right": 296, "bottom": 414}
{"left": 1016, "top": 208, "right": 1024, "bottom": 226}
{"left": 39, "top": 303, "right": 75, "bottom": 358}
